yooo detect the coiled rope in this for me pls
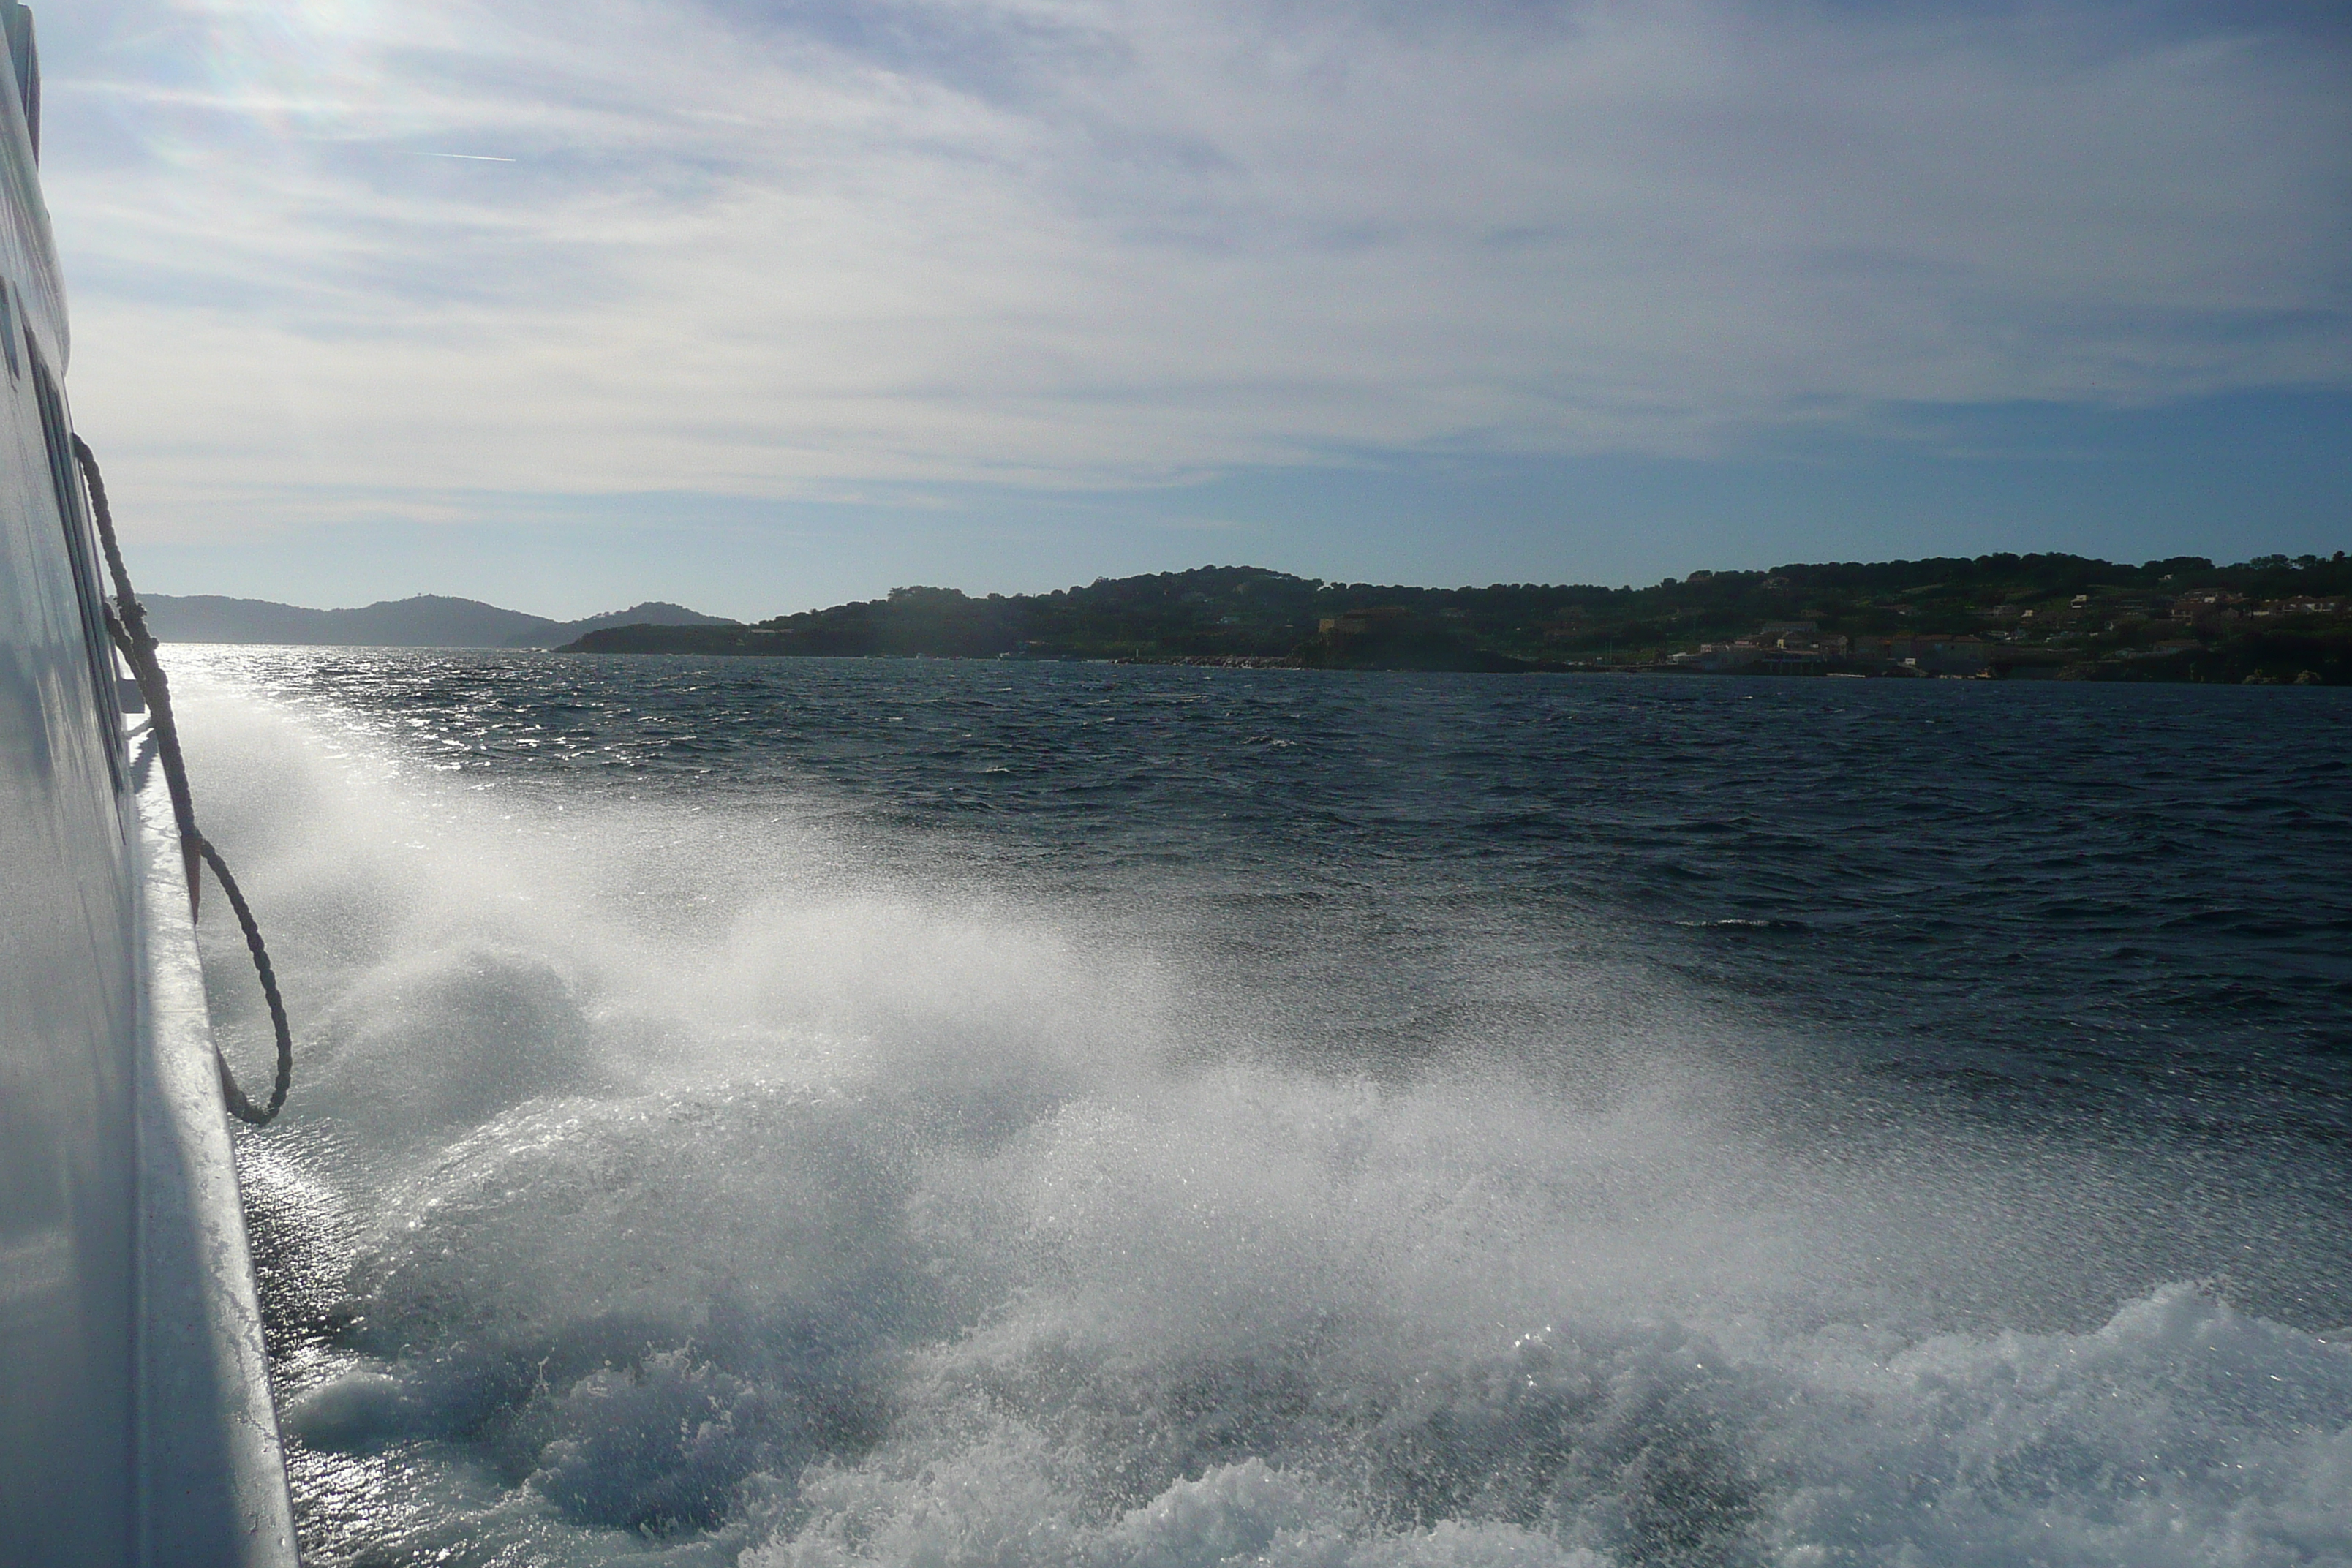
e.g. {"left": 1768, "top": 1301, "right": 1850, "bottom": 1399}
{"left": 73, "top": 435, "right": 293, "bottom": 1126}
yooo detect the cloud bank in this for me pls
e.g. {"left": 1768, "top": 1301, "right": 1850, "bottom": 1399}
{"left": 48, "top": 0, "right": 2352, "bottom": 538}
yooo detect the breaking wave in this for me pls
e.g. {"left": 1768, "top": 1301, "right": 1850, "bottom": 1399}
{"left": 165, "top": 654, "right": 2352, "bottom": 1568}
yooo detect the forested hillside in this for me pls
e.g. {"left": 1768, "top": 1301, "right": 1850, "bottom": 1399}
{"left": 562, "top": 552, "right": 2352, "bottom": 682}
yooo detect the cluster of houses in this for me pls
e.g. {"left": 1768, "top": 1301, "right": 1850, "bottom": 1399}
{"left": 1667, "top": 591, "right": 2344, "bottom": 678}
{"left": 2005, "top": 591, "right": 2347, "bottom": 633}
{"left": 2247, "top": 595, "right": 2349, "bottom": 619}
{"left": 1316, "top": 606, "right": 1417, "bottom": 638}
{"left": 1671, "top": 622, "right": 1995, "bottom": 676}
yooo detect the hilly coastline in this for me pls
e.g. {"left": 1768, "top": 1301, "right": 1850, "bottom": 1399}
{"left": 560, "top": 552, "right": 2352, "bottom": 685}
{"left": 144, "top": 593, "right": 735, "bottom": 649}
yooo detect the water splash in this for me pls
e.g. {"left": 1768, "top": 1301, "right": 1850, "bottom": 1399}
{"left": 164, "top": 653, "right": 2352, "bottom": 1568}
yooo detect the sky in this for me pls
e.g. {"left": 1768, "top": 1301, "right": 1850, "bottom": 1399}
{"left": 37, "top": 0, "right": 2352, "bottom": 619}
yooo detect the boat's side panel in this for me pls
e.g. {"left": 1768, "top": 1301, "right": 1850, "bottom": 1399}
{"left": 0, "top": 91, "right": 138, "bottom": 1568}
{"left": 0, "top": 4, "right": 61, "bottom": 371}
{"left": 0, "top": 485, "right": 137, "bottom": 1566}
{"left": 3, "top": 11, "right": 296, "bottom": 1564}
{"left": 0, "top": 7, "right": 59, "bottom": 374}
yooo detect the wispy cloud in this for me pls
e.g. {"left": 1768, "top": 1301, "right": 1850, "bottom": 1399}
{"left": 47, "top": 0, "right": 2352, "bottom": 540}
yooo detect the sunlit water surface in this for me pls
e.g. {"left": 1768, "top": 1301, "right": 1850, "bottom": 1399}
{"left": 164, "top": 649, "right": 2352, "bottom": 1568}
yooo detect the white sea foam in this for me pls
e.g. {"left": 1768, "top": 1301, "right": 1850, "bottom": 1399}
{"left": 167, "top": 656, "right": 2352, "bottom": 1568}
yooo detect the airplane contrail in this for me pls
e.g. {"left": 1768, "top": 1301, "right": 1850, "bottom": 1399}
{"left": 410, "top": 152, "right": 516, "bottom": 162}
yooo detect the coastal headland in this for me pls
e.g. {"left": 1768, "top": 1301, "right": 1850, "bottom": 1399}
{"left": 559, "top": 553, "right": 2351, "bottom": 685}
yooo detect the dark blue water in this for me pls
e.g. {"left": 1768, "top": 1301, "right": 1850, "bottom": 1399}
{"left": 222, "top": 653, "right": 2351, "bottom": 1137}
{"left": 171, "top": 651, "right": 2352, "bottom": 1568}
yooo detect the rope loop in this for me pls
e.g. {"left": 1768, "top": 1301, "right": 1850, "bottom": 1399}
{"left": 73, "top": 434, "right": 294, "bottom": 1127}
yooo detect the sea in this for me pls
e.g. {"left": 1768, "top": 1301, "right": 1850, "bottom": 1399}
{"left": 161, "top": 647, "right": 2352, "bottom": 1568}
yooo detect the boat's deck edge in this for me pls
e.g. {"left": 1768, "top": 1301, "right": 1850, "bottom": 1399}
{"left": 130, "top": 724, "right": 300, "bottom": 1568}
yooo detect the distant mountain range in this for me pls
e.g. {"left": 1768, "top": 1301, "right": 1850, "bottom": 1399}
{"left": 141, "top": 594, "right": 736, "bottom": 648}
